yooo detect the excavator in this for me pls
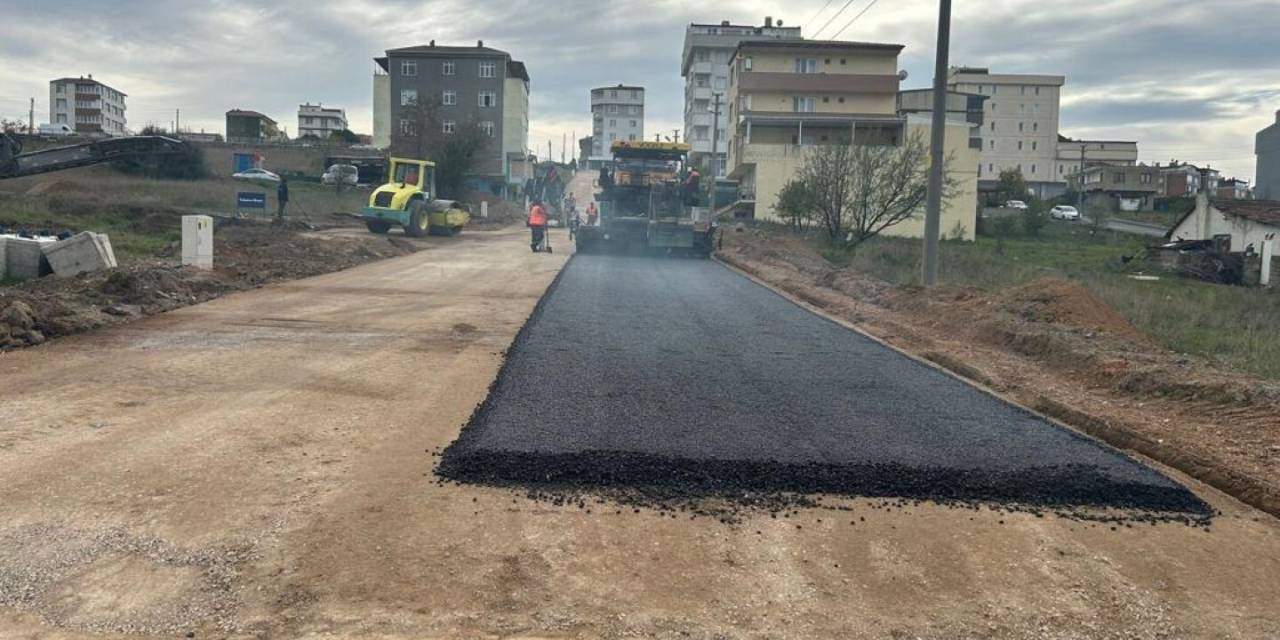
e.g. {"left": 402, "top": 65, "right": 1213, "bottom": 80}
{"left": 0, "top": 131, "right": 188, "bottom": 181}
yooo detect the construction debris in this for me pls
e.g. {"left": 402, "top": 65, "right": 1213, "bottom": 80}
{"left": 42, "top": 232, "right": 118, "bottom": 278}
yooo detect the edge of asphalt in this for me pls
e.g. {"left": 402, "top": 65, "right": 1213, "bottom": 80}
{"left": 714, "top": 251, "right": 1278, "bottom": 521}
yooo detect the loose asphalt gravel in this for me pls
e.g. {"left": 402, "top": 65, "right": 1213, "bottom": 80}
{"left": 438, "top": 254, "right": 1210, "bottom": 517}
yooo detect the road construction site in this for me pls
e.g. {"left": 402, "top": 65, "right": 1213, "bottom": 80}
{"left": 1, "top": 188, "right": 1280, "bottom": 637}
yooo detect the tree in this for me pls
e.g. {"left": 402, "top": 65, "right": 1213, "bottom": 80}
{"left": 797, "top": 131, "right": 956, "bottom": 250}
{"left": 775, "top": 178, "right": 816, "bottom": 232}
{"left": 390, "top": 99, "right": 491, "bottom": 198}
{"left": 1, "top": 118, "right": 27, "bottom": 134}
{"left": 329, "top": 128, "right": 360, "bottom": 145}
{"left": 1085, "top": 201, "right": 1111, "bottom": 237}
{"left": 1022, "top": 201, "right": 1050, "bottom": 237}
{"left": 996, "top": 168, "right": 1029, "bottom": 204}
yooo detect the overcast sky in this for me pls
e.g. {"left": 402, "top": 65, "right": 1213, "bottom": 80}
{"left": 2, "top": 0, "right": 1277, "bottom": 180}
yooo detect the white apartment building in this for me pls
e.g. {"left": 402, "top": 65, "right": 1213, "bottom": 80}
{"left": 49, "top": 76, "right": 126, "bottom": 136}
{"left": 947, "top": 67, "right": 1064, "bottom": 197}
{"left": 589, "top": 85, "right": 644, "bottom": 167}
{"left": 681, "top": 17, "right": 802, "bottom": 176}
{"left": 297, "top": 103, "right": 348, "bottom": 139}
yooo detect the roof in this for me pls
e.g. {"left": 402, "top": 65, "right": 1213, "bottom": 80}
{"left": 226, "top": 110, "right": 277, "bottom": 124}
{"left": 1057, "top": 134, "right": 1137, "bottom": 144}
{"left": 386, "top": 43, "right": 509, "bottom": 57}
{"left": 593, "top": 84, "right": 644, "bottom": 91}
{"left": 1211, "top": 199, "right": 1280, "bottom": 227}
{"left": 50, "top": 76, "right": 127, "bottom": 96}
{"left": 506, "top": 60, "right": 530, "bottom": 82}
{"left": 734, "top": 39, "right": 904, "bottom": 57}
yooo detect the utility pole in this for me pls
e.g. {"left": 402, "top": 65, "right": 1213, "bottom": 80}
{"left": 709, "top": 92, "right": 723, "bottom": 217}
{"left": 921, "top": 0, "right": 952, "bottom": 287}
{"left": 175, "top": 108, "right": 180, "bottom": 134}
{"left": 672, "top": 129, "right": 681, "bottom": 144}
{"left": 561, "top": 132, "right": 566, "bottom": 164}
{"left": 548, "top": 139, "right": 552, "bottom": 161}
{"left": 29, "top": 98, "right": 34, "bottom": 135}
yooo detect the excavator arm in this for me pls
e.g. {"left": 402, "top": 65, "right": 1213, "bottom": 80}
{"left": 0, "top": 133, "right": 188, "bottom": 180}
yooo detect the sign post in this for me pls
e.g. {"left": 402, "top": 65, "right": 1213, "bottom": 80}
{"left": 236, "top": 192, "right": 267, "bottom": 218}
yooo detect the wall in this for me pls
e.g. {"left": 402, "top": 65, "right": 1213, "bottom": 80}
{"left": 748, "top": 49, "right": 898, "bottom": 75}
{"left": 502, "top": 77, "right": 529, "bottom": 161}
{"left": 1170, "top": 196, "right": 1280, "bottom": 252}
{"left": 197, "top": 142, "right": 381, "bottom": 178}
{"left": 1257, "top": 117, "right": 1280, "bottom": 200}
{"left": 373, "top": 73, "right": 390, "bottom": 149}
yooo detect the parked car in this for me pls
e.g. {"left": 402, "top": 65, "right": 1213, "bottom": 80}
{"left": 322, "top": 164, "right": 359, "bottom": 186}
{"left": 1050, "top": 205, "right": 1080, "bottom": 221}
{"left": 1004, "top": 200, "right": 1028, "bottom": 210}
{"left": 232, "top": 168, "right": 281, "bottom": 186}
{"left": 37, "top": 123, "right": 75, "bottom": 137}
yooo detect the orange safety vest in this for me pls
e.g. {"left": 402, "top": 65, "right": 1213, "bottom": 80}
{"left": 528, "top": 205, "right": 547, "bottom": 226}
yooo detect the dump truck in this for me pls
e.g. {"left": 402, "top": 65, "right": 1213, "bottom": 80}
{"left": 361, "top": 157, "right": 470, "bottom": 237}
{"left": 575, "top": 141, "right": 715, "bottom": 257}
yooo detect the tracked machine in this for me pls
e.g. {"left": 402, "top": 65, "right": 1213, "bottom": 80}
{"left": 575, "top": 141, "right": 715, "bottom": 257}
{"left": 0, "top": 132, "right": 188, "bottom": 181}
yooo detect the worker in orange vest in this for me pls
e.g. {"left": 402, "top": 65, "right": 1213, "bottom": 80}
{"left": 586, "top": 202, "right": 598, "bottom": 226}
{"left": 528, "top": 200, "right": 549, "bottom": 252}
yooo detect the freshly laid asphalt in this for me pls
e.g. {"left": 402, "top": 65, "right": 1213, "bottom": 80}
{"left": 439, "top": 254, "right": 1208, "bottom": 515}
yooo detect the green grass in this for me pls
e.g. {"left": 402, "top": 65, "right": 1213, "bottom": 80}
{"left": 792, "top": 220, "right": 1280, "bottom": 380}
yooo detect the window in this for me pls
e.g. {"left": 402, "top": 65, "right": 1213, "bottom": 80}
{"left": 400, "top": 60, "right": 417, "bottom": 76}
{"left": 1020, "top": 86, "right": 1026, "bottom": 95}
{"left": 712, "top": 76, "right": 727, "bottom": 90}
{"left": 1018, "top": 122, "right": 1024, "bottom": 132}
{"left": 440, "top": 90, "right": 455, "bottom": 106}
{"left": 442, "top": 61, "right": 455, "bottom": 76}
{"left": 696, "top": 49, "right": 710, "bottom": 62}
{"left": 400, "top": 89, "right": 418, "bottom": 106}
{"left": 1018, "top": 141, "right": 1023, "bottom": 150}
{"left": 56, "top": 84, "right": 64, "bottom": 93}
{"left": 992, "top": 86, "right": 998, "bottom": 94}
{"left": 399, "top": 119, "right": 415, "bottom": 135}
{"left": 795, "top": 58, "right": 817, "bottom": 73}
{"left": 837, "top": 96, "right": 845, "bottom": 103}
{"left": 442, "top": 120, "right": 456, "bottom": 134}
{"left": 609, "top": 104, "right": 618, "bottom": 114}
{"left": 629, "top": 105, "right": 639, "bottom": 115}
{"left": 631, "top": 90, "right": 639, "bottom": 98}
{"left": 695, "top": 74, "right": 710, "bottom": 88}
{"left": 480, "top": 121, "right": 495, "bottom": 137}
{"left": 990, "top": 121, "right": 995, "bottom": 132}
{"left": 823, "top": 96, "right": 830, "bottom": 103}
{"left": 1030, "top": 164, "right": 1036, "bottom": 175}
{"left": 1141, "top": 173, "right": 1152, "bottom": 184}
{"left": 1059, "top": 164, "right": 1064, "bottom": 174}
{"left": 1115, "top": 172, "right": 1126, "bottom": 183}
{"left": 609, "top": 90, "right": 616, "bottom": 98}
{"left": 840, "top": 58, "right": 847, "bottom": 65}
{"left": 989, "top": 140, "right": 995, "bottom": 150}
{"left": 479, "top": 61, "right": 496, "bottom": 78}
{"left": 717, "top": 128, "right": 725, "bottom": 141}
{"left": 989, "top": 163, "right": 994, "bottom": 173}
{"left": 744, "top": 56, "right": 753, "bottom": 70}
{"left": 1032, "top": 122, "right": 1038, "bottom": 132}
{"left": 478, "top": 91, "right": 497, "bottom": 107}
{"left": 1033, "top": 104, "right": 1040, "bottom": 114}
{"left": 628, "top": 133, "right": 637, "bottom": 141}
{"left": 1032, "top": 141, "right": 1037, "bottom": 151}
{"left": 1035, "top": 86, "right": 1040, "bottom": 96}
{"left": 629, "top": 120, "right": 637, "bottom": 127}
{"left": 55, "top": 113, "right": 66, "bottom": 123}
{"left": 609, "top": 119, "right": 616, "bottom": 127}
{"left": 55, "top": 98, "right": 66, "bottom": 108}
{"left": 793, "top": 96, "right": 816, "bottom": 112}
{"left": 609, "top": 133, "right": 616, "bottom": 141}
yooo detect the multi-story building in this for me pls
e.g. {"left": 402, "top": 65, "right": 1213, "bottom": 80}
{"left": 372, "top": 40, "right": 530, "bottom": 195}
{"left": 297, "top": 103, "right": 348, "bottom": 139}
{"left": 1215, "top": 177, "right": 1251, "bottom": 200}
{"left": 896, "top": 89, "right": 986, "bottom": 157}
{"left": 947, "top": 67, "right": 1065, "bottom": 198}
{"left": 49, "top": 76, "right": 126, "bottom": 136}
{"left": 681, "top": 17, "right": 803, "bottom": 176}
{"left": 725, "top": 40, "right": 978, "bottom": 239}
{"left": 1256, "top": 110, "right": 1280, "bottom": 200}
{"left": 1160, "top": 162, "right": 1221, "bottom": 197}
{"left": 588, "top": 85, "right": 644, "bottom": 168}
{"left": 1070, "top": 164, "right": 1164, "bottom": 211}
{"left": 225, "top": 109, "right": 280, "bottom": 143}
{"left": 1055, "top": 136, "right": 1138, "bottom": 183}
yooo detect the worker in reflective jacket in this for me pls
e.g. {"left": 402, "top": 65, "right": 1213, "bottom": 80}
{"left": 528, "top": 200, "right": 549, "bottom": 252}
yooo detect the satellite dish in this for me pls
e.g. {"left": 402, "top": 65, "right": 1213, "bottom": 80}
{"left": 898, "top": 70, "right": 909, "bottom": 81}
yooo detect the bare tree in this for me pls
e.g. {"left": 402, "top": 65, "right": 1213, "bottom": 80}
{"left": 797, "top": 131, "right": 956, "bottom": 250}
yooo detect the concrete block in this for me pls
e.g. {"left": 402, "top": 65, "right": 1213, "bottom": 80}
{"left": 92, "top": 233, "right": 118, "bottom": 268}
{"left": 182, "top": 215, "right": 213, "bottom": 269}
{"left": 42, "top": 232, "right": 114, "bottom": 278}
{"left": 2, "top": 236, "right": 54, "bottom": 281}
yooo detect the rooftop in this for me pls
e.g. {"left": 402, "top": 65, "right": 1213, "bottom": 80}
{"left": 50, "top": 76, "right": 127, "bottom": 96}
{"left": 227, "top": 109, "right": 277, "bottom": 124}
{"left": 1212, "top": 199, "right": 1280, "bottom": 227}
{"left": 735, "top": 39, "right": 904, "bottom": 55}
{"left": 385, "top": 41, "right": 510, "bottom": 57}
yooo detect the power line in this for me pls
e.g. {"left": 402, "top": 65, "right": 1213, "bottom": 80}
{"left": 812, "top": 0, "right": 859, "bottom": 38}
{"left": 830, "top": 0, "right": 882, "bottom": 39}
{"left": 804, "top": 0, "right": 837, "bottom": 28}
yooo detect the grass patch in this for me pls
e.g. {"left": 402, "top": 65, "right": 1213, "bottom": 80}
{"left": 788, "top": 220, "right": 1280, "bottom": 380}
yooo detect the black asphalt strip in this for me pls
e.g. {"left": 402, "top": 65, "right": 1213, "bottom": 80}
{"left": 438, "top": 254, "right": 1211, "bottom": 520}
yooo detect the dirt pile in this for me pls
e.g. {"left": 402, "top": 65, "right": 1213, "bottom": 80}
{"left": 1001, "top": 278, "right": 1144, "bottom": 339}
{"left": 0, "top": 223, "right": 417, "bottom": 350}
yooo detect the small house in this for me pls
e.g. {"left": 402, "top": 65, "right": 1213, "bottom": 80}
{"left": 1168, "top": 193, "right": 1280, "bottom": 253}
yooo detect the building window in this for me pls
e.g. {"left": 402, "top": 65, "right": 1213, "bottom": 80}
{"left": 744, "top": 56, "right": 753, "bottom": 70}
{"left": 1115, "top": 172, "right": 1126, "bottom": 183}
{"left": 696, "top": 49, "right": 710, "bottom": 62}
{"left": 1035, "top": 86, "right": 1040, "bottom": 96}
{"left": 400, "top": 89, "right": 418, "bottom": 106}
{"left": 629, "top": 105, "right": 639, "bottom": 115}
{"left": 793, "top": 96, "right": 816, "bottom": 112}
{"left": 610, "top": 119, "right": 616, "bottom": 127}
{"left": 400, "top": 119, "right": 415, "bottom": 135}
{"left": 56, "top": 84, "right": 64, "bottom": 93}
{"left": 989, "top": 163, "right": 993, "bottom": 173}
{"left": 1033, "top": 104, "right": 1040, "bottom": 114}
{"left": 630, "top": 120, "right": 637, "bottom": 127}
{"left": 1141, "top": 173, "right": 1152, "bottom": 184}
{"left": 794, "top": 58, "right": 817, "bottom": 73}
{"left": 1032, "top": 122, "right": 1038, "bottom": 132}
{"left": 631, "top": 90, "right": 639, "bottom": 98}
{"left": 1031, "top": 164, "right": 1036, "bottom": 175}
{"left": 609, "top": 90, "right": 617, "bottom": 98}
{"left": 442, "top": 90, "right": 455, "bottom": 105}
{"left": 1018, "top": 141, "right": 1023, "bottom": 150}
{"left": 609, "top": 104, "right": 618, "bottom": 114}
{"left": 479, "top": 61, "right": 496, "bottom": 78}
{"left": 442, "top": 120, "right": 456, "bottom": 134}
{"left": 441, "top": 61, "right": 455, "bottom": 76}
{"left": 401, "top": 60, "right": 418, "bottom": 76}
{"left": 55, "top": 98, "right": 66, "bottom": 108}
{"left": 990, "top": 121, "right": 995, "bottom": 132}
{"left": 1059, "top": 164, "right": 1064, "bottom": 174}
{"left": 55, "top": 113, "right": 66, "bottom": 123}
{"left": 478, "top": 92, "right": 497, "bottom": 108}
{"left": 629, "top": 133, "right": 637, "bottom": 141}
{"left": 1018, "top": 122, "right": 1024, "bottom": 132}
{"left": 1031, "top": 141, "right": 1037, "bottom": 150}
{"left": 989, "top": 140, "right": 995, "bottom": 150}
{"left": 713, "top": 76, "right": 727, "bottom": 90}
{"left": 480, "top": 121, "right": 495, "bottom": 137}
{"left": 1020, "top": 86, "right": 1026, "bottom": 95}
{"left": 837, "top": 97, "right": 845, "bottom": 103}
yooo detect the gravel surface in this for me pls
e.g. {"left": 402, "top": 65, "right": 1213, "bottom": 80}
{"left": 440, "top": 254, "right": 1210, "bottom": 517}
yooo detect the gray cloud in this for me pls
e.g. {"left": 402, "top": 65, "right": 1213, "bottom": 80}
{"left": 0, "top": 0, "right": 1275, "bottom": 179}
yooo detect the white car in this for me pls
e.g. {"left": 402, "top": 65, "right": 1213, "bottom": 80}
{"left": 1050, "top": 205, "right": 1080, "bottom": 221}
{"left": 321, "top": 164, "right": 359, "bottom": 186}
{"left": 232, "top": 168, "right": 281, "bottom": 186}
{"left": 38, "top": 123, "right": 76, "bottom": 137}
{"left": 1004, "top": 200, "right": 1029, "bottom": 210}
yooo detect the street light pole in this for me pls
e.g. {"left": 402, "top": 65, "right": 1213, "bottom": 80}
{"left": 709, "top": 92, "right": 723, "bottom": 217}
{"left": 921, "top": 0, "right": 952, "bottom": 287}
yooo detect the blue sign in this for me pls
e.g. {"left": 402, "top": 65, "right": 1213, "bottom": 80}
{"left": 237, "top": 192, "right": 267, "bottom": 209}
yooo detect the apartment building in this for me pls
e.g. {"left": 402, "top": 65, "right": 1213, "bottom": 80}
{"left": 49, "top": 76, "right": 126, "bottom": 136}
{"left": 503, "top": 61, "right": 531, "bottom": 193}
{"left": 588, "top": 85, "right": 644, "bottom": 168}
{"left": 681, "top": 17, "right": 802, "bottom": 176}
{"left": 372, "top": 41, "right": 530, "bottom": 194}
{"left": 896, "top": 89, "right": 986, "bottom": 152}
{"left": 1161, "top": 162, "right": 1221, "bottom": 197}
{"left": 1070, "top": 164, "right": 1164, "bottom": 211}
{"left": 297, "top": 103, "right": 348, "bottom": 139}
{"left": 1055, "top": 136, "right": 1138, "bottom": 182}
{"left": 225, "top": 109, "right": 280, "bottom": 143}
{"left": 947, "top": 67, "right": 1064, "bottom": 198}
{"left": 1257, "top": 110, "right": 1280, "bottom": 200}
{"left": 725, "top": 40, "right": 978, "bottom": 239}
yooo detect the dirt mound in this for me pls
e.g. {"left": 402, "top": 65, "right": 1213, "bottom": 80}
{"left": 1001, "top": 278, "right": 1143, "bottom": 339}
{"left": 24, "top": 179, "right": 90, "bottom": 197}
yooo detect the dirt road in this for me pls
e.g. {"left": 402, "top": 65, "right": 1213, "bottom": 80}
{"left": 1, "top": 228, "right": 1279, "bottom": 639}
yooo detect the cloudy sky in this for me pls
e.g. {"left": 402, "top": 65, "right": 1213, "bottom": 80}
{"left": 2, "top": 0, "right": 1276, "bottom": 180}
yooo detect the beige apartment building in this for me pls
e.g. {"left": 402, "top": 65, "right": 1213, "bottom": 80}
{"left": 947, "top": 67, "right": 1063, "bottom": 197}
{"left": 49, "top": 76, "right": 127, "bottom": 136}
{"left": 726, "top": 40, "right": 978, "bottom": 240}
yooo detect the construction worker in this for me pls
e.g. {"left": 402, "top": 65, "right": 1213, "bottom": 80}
{"left": 682, "top": 167, "right": 701, "bottom": 206}
{"left": 276, "top": 177, "right": 289, "bottom": 220}
{"left": 528, "top": 199, "right": 549, "bottom": 252}
{"left": 586, "top": 202, "right": 598, "bottom": 226}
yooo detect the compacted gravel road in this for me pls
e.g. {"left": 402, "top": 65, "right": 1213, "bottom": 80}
{"left": 1, "top": 228, "right": 1278, "bottom": 639}
{"left": 443, "top": 254, "right": 1206, "bottom": 515}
